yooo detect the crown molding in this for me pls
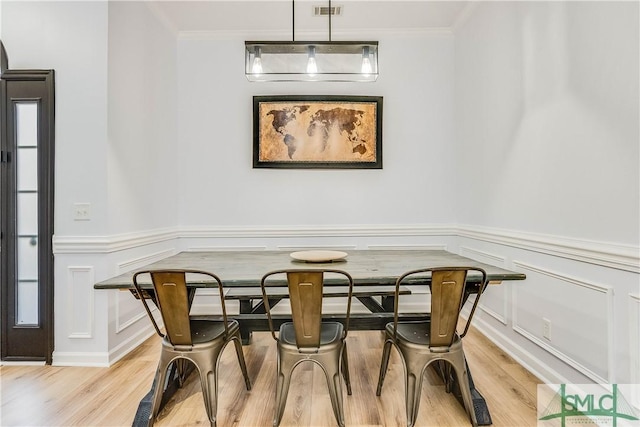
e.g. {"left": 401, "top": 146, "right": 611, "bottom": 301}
{"left": 177, "top": 26, "right": 453, "bottom": 41}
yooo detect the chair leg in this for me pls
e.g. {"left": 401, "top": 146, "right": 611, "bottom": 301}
{"left": 403, "top": 354, "right": 427, "bottom": 427}
{"left": 441, "top": 361, "right": 453, "bottom": 393}
{"left": 175, "top": 359, "right": 189, "bottom": 387}
{"left": 318, "top": 351, "right": 346, "bottom": 427}
{"left": 376, "top": 338, "right": 393, "bottom": 396}
{"left": 232, "top": 331, "right": 252, "bottom": 390}
{"left": 341, "top": 342, "right": 352, "bottom": 396}
{"left": 273, "top": 353, "right": 294, "bottom": 427}
{"left": 150, "top": 353, "right": 172, "bottom": 424}
{"left": 450, "top": 356, "right": 478, "bottom": 427}
{"left": 197, "top": 355, "right": 219, "bottom": 427}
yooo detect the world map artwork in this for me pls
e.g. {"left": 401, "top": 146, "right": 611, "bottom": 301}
{"left": 258, "top": 101, "right": 378, "bottom": 164}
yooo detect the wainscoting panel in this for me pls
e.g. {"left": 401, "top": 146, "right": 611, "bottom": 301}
{"left": 512, "top": 261, "right": 614, "bottom": 383}
{"left": 114, "top": 249, "right": 176, "bottom": 334}
{"left": 116, "top": 248, "right": 176, "bottom": 274}
{"left": 66, "top": 266, "right": 95, "bottom": 339}
{"left": 367, "top": 244, "right": 448, "bottom": 250}
{"left": 51, "top": 224, "right": 638, "bottom": 377}
{"left": 460, "top": 246, "right": 508, "bottom": 324}
{"left": 189, "top": 288, "right": 225, "bottom": 316}
{"left": 114, "top": 290, "right": 146, "bottom": 334}
{"left": 278, "top": 244, "right": 357, "bottom": 251}
{"left": 185, "top": 245, "right": 268, "bottom": 252}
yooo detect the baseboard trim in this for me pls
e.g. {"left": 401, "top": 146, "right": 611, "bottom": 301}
{"left": 472, "top": 315, "right": 571, "bottom": 386}
{"left": 108, "top": 326, "right": 156, "bottom": 366}
{"left": 52, "top": 350, "right": 111, "bottom": 367}
{"left": 52, "top": 325, "right": 156, "bottom": 367}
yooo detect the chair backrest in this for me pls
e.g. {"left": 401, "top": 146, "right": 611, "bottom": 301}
{"left": 260, "top": 269, "right": 353, "bottom": 350}
{"left": 132, "top": 269, "right": 229, "bottom": 347}
{"left": 393, "top": 267, "right": 487, "bottom": 348}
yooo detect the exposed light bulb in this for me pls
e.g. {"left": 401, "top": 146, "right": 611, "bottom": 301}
{"left": 252, "top": 47, "right": 263, "bottom": 75}
{"left": 252, "top": 57, "right": 263, "bottom": 75}
{"left": 361, "top": 57, "right": 372, "bottom": 76}
{"left": 307, "top": 46, "right": 318, "bottom": 76}
{"left": 361, "top": 46, "right": 372, "bottom": 76}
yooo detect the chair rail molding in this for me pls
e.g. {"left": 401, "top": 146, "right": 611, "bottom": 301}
{"left": 52, "top": 224, "right": 639, "bottom": 274}
{"left": 179, "top": 223, "right": 458, "bottom": 238}
{"left": 53, "top": 227, "right": 179, "bottom": 254}
{"left": 458, "top": 224, "right": 639, "bottom": 273}
{"left": 53, "top": 224, "right": 458, "bottom": 254}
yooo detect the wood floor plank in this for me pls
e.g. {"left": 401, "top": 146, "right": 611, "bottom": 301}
{"left": 1, "top": 328, "right": 542, "bottom": 426}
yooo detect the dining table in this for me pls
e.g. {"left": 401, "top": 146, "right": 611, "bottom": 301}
{"left": 94, "top": 249, "right": 526, "bottom": 426}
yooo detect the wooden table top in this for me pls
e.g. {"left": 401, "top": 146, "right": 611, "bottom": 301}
{"left": 94, "top": 249, "right": 525, "bottom": 289}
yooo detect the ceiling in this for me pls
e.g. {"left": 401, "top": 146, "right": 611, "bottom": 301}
{"left": 149, "top": 1, "right": 471, "bottom": 34}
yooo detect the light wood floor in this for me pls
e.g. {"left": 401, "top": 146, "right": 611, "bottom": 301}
{"left": 0, "top": 328, "right": 541, "bottom": 426}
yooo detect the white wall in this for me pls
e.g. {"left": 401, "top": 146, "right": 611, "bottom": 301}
{"left": 454, "top": 1, "right": 639, "bottom": 245}
{"left": 107, "top": 2, "right": 179, "bottom": 235}
{"left": 453, "top": 1, "right": 640, "bottom": 385}
{"left": 177, "top": 32, "right": 456, "bottom": 228}
{"left": 1, "top": 1, "right": 110, "bottom": 235}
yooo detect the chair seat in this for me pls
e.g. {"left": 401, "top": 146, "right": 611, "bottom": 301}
{"left": 385, "top": 321, "right": 431, "bottom": 345}
{"left": 279, "top": 321, "right": 344, "bottom": 347}
{"left": 190, "top": 319, "right": 240, "bottom": 345}
{"left": 385, "top": 321, "right": 462, "bottom": 349}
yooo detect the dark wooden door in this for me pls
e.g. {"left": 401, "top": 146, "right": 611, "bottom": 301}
{"left": 1, "top": 45, "right": 55, "bottom": 362}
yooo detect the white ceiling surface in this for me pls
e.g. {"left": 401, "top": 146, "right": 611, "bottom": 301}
{"left": 150, "top": 1, "right": 471, "bottom": 34}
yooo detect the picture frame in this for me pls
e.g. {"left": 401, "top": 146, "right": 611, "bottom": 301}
{"left": 253, "top": 95, "right": 383, "bottom": 169}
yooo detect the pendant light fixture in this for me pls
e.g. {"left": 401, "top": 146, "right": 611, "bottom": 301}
{"left": 245, "top": 0, "right": 379, "bottom": 82}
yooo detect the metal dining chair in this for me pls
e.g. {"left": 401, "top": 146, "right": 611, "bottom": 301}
{"left": 133, "top": 269, "right": 251, "bottom": 427}
{"left": 376, "top": 267, "right": 488, "bottom": 427}
{"left": 260, "top": 269, "right": 353, "bottom": 427}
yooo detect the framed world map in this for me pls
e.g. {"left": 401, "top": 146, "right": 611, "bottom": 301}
{"left": 253, "top": 95, "right": 382, "bottom": 169}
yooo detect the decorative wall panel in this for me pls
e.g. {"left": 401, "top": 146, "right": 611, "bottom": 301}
{"left": 513, "top": 261, "right": 613, "bottom": 383}
{"left": 460, "top": 246, "right": 508, "bottom": 324}
{"left": 67, "top": 267, "right": 94, "bottom": 339}
{"left": 115, "top": 249, "right": 175, "bottom": 333}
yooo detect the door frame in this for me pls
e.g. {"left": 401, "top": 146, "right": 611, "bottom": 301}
{"left": 0, "top": 42, "right": 55, "bottom": 363}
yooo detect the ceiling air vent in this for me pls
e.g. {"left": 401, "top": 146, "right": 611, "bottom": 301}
{"left": 313, "top": 5, "right": 343, "bottom": 16}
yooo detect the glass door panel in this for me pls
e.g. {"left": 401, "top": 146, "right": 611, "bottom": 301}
{"left": 15, "top": 101, "right": 39, "bottom": 326}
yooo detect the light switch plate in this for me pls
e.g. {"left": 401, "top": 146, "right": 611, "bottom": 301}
{"left": 73, "top": 202, "right": 91, "bottom": 221}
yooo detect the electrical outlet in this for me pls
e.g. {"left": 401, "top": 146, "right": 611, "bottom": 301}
{"left": 73, "top": 202, "right": 91, "bottom": 221}
{"left": 543, "top": 318, "right": 551, "bottom": 341}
